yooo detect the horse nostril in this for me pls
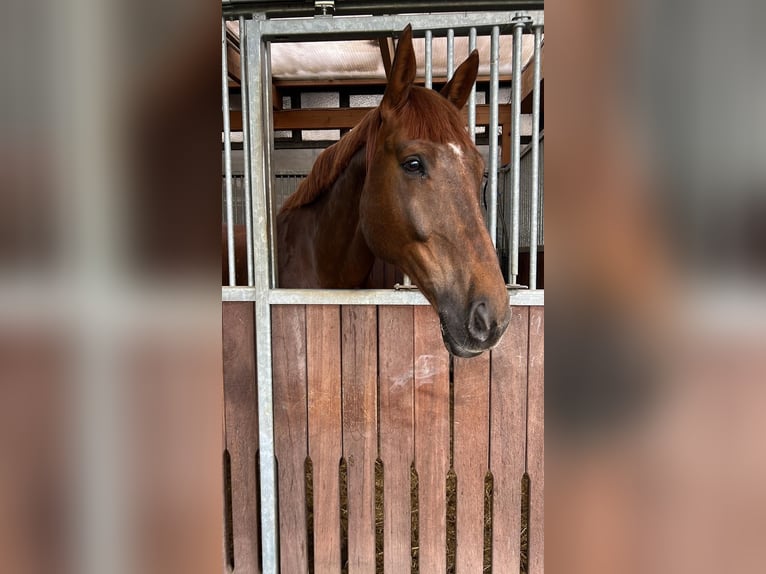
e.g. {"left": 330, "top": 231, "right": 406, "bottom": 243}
{"left": 468, "top": 300, "right": 492, "bottom": 343}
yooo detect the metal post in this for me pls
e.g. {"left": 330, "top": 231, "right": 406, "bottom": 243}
{"left": 425, "top": 29, "right": 433, "bottom": 89}
{"left": 222, "top": 18, "right": 236, "bottom": 286}
{"left": 447, "top": 28, "right": 455, "bottom": 79}
{"left": 240, "top": 17, "right": 254, "bottom": 286}
{"left": 529, "top": 25, "right": 542, "bottom": 290}
{"left": 245, "top": 17, "right": 278, "bottom": 574}
{"left": 263, "top": 39, "right": 278, "bottom": 289}
{"left": 406, "top": 27, "right": 435, "bottom": 287}
{"left": 509, "top": 16, "right": 526, "bottom": 285}
{"left": 488, "top": 25, "right": 500, "bottom": 247}
{"left": 468, "top": 27, "right": 477, "bottom": 143}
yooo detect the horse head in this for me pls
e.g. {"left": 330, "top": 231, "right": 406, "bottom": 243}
{"left": 360, "top": 25, "right": 511, "bottom": 357}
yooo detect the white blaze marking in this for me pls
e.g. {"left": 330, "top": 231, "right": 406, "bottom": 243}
{"left": 448, "top": 142, "right": 463, "bottom": 158}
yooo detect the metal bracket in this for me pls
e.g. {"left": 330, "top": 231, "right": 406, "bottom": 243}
{"left": 511, "top": 12, "right": 533, "bottom": 29}
{"left": 315, "top": 0, "right": 335, "bottom": 17}
{"left": 394, "top": 283, "right": 420, "bottom": 291}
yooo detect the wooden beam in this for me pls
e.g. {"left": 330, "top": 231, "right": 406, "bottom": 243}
{"left": 226, "top": 42, "right": 241, "bottom": 84}
{"left": 227, "top": 105, "right": 534, "bottom": 135}
{"left": 272, "top": 74, "right": 515, "bottom": 89}
{"left": 378, "top": 37, "right": 395, "bottom": 80}
{"left": 520, "top": 42, "right": 544, "bottom": 111}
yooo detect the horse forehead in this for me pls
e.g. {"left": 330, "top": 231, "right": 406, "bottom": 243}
{"left": 448, "top": 142, "right": 463, "bottom": 157}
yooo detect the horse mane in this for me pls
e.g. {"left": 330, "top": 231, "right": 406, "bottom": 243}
{"left": 278, "top": 86, "right": 473, "bottom": 213}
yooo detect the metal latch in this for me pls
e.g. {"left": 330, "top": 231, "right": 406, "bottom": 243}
{"left": 315, "top": 1, "right": 335, "bottom": 16}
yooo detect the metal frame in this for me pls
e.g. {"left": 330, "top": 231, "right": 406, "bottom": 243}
{"left": 223, "top": 1, "right": 545, "bottom": 18}
{"left": 223, "top": 12, "right": 544, "bottom": 573}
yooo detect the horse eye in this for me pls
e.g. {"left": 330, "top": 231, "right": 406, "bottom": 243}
{"left": 401, "top": 157, "right": 424, "bottom": 174}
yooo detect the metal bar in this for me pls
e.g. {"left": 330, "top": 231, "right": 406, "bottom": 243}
{"left": 424, "top": 29, "right": 433, "bottom": 89}
{"left": 529, "top": 25, "right": 542, "bottom": 290}
{"left": 509, "top": 18, "right": 525, "bottom": 285}
{"left": 240, "top": 16, "right": 254, "bottom": 286}
{"left": 468, "top": 27, "right": 477, "bottom": 142}
{"left": 487, "top": 26, "right": 500, "bottom": 247}
{"left": 447, "top": 28, "right": 455, "bottom": 79}
{"left": 263, "top": 40, "right": 278, "bottom": 289}
{"left": 245, "top": 17, "right": 278, "bottom": 574}
{"left": 256, "top": 12, "right": 544, "bottom": 41}
{"left": 222, "top": 18, "right": 236, "bottom": 286}
{"left": 222, "top": 287, "right": 545, "bottom": 307}
{"left": 408, "top": 27, "right": 434, "bottom": 287}
{"left": 223, "top": 1, "right": 545, "bottom": 18}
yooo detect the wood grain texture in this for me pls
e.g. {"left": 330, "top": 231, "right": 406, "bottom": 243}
{"left": 229, "top": 105, "right": 512, "bottom": 132}
{"left": 307, "top": 305, "right": 343, "bottom": 574}
{"left": 489, "top": 306, "right": 529, "bottom": 574}
{"left": 272, "top": 305, "right": 309, "bottom": 573}
{"left": 413, "top": 306, "right": 451, "bottom": 574}
{"left": 378, "top": 306, "right": 415, "bottom": 573}
{"left": 341, "top": 306, "right": 378, "bottom": 572}
{"left": 526, "top": 307, "right": 544, "bottom": 574}
{"left": 222, "top": 302, "right": 260, "bottom": 573}
{"left": 453, "top": 352, "right": 491, "bottom": 573}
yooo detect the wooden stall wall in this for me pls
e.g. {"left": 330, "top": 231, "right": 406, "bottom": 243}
{"left": 222, "top": 303, "right": 544, "bottom": 573}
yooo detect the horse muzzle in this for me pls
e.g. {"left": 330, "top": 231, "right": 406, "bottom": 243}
{"left": 438, "top": 297, "right": 511, "bottom": 358}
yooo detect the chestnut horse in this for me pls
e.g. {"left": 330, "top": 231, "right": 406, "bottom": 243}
{"left": 225, "top": 25, "right": 510, "bottom": 357}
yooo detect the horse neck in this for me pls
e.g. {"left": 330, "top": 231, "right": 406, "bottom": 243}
{"left": 277, "top": 148, "right": 374, "bottom": 288}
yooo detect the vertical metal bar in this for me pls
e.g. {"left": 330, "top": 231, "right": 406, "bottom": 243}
{"left": 263, "top": 41, "right": 278, "bottom": 289}
{"left": 240, "top": 17, "right": 254, "bottom": 286}
{"left": 529, "top": 26, "right": 542, "bottom": 290}
{"left": 245, "top": 17, "right": 278, "bottom": 574}
{"left": 222, "top": 18, "right": 236, "bottom": 286}
{"left": 406, "top": 28, "right": 435, "bottom": 287}
{"left": 468, "top": 28, "right": 477, "bottom": 143}
{"left": 488, "top": 26, "right": 500, "bottom": 247}
{"left": 425, "top": 29, "right": 433, "bottom": 89}
{"left": 447, "top": 28, "right": 455, "bottom": 79}
{"left": 509, "top": 19, "right": 525, "bottom": 285}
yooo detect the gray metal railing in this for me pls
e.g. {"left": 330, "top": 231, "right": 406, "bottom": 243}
{"left": 221, "top": 12, "right": 544, "bottom": 573}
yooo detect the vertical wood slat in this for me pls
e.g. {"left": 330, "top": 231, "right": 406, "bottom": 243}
{"left": 272, "top": 305, "right": 309, "bottom": 573}
{"left": 222, "top": 302, "right": 260, "bottom": 573}
{"left": 341, "top": 306, "right": 378, "bottom": 572}
{"left": 526, "top": 308, "right": 545, "bottom": 574}
{"left": 378, "top": 306, "right": 415, "bottom": 573}
{"left": 490, "top": 306, "right": 529, "bottom": 573}
{"left": 307, "top": 306, "right": 343, "bottom": 574}
{"left": 413, "top": 306, "right": 451, "bottom": 574}
{"left": 453, "top": 353, "right": 491, "bottom": 572}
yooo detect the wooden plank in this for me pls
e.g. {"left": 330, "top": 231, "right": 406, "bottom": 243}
{"left": 378, "top": 306, "right": 415, "bottom": 573}
{"left": 272, "top": 74, "right": 516, "bottom": 89}
{"left": 222, "top": 302, "right": 260, "bottom": 573}
{"left": 307, "top": 305, "right": 343, "bottom": 574}
{"left": 489, "top": 306, "right": 529, "bottom": 573}
{"left": 228, "top": 105, "right": 511, "bottom": 132}
{"left": 526, "top": 307, "right": 544, "bottom": 574}
{"left": 520, "top": 43, "right": 544, "bottom": 104}
{"left": 227, "top": 43, "right": 241, "bottom": 84}
{"left": 341, "top": 305, "right": 378, "bottom": 572}
{"left": 378, "top": 36, "right": 395, "bottom": 80}
{"left": 453, "top": 352, "right": 491, "bottom": 573}
{"left": 413, "top": 306, "right": 451, "bottom": 574}
{"left": 272, "top": 305, "right": 309, "bottom": 573}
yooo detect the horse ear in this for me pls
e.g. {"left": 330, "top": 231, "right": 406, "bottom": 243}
{"left": 381, "top": 24, "right": 416, "bottom": 111}
{"left": 440, "top": 49, "right": 479, "bottom": 109}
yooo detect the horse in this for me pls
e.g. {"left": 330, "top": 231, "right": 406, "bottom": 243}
{"left": 225, "top": 25, "right": 510, "bottom": 357}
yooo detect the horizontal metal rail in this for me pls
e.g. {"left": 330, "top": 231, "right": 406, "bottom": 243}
{"left": 222, "top": 287, "right": 544, "bottom": 306}
{"left": 223, "top": 1, "right": 545, "bottom": 18}
{"left": 253, "top": 11, "right": 544, "bottom": 41}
